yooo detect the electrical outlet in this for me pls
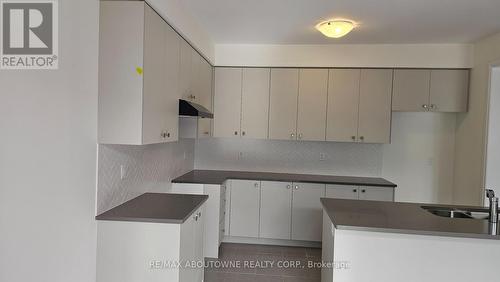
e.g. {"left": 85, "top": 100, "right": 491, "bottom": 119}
{"left": 319, "top": 153, "right": 326, "bottom": 161}
{"left": 120, "top": 165, "right": 127, "bottom": 180}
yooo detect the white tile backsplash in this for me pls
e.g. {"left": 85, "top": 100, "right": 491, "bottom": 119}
{"left": 194, "top": 138, "right": 383, "bottom": 176}
{"left": 97, "top": 139, "right": 194, "bottom": 214}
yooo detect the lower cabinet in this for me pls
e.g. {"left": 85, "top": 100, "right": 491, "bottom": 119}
{"left": 260, "top": 181, "right": 293, "bottom": 239}
{"left": 170, "top": 183, "right": 225, "bottom": 258}
{"left": 179, "top": 206, "right": 205, "bottom": 282}
{"left": 291, "top": 183, "right": 326, "bottom": 242}
{"left": 326, "top": 184, "right": 394, "bottom": 201}
{"left": 325, "top": 184, "right": 359, "bottom": 199}
{"left": 229, "top": 180, "right": 261, "bottom": 238}
{"left": 358, "top": 186, "right": 394, "bottom": 201}
{"left": 96, "top": 205, "right": 205, "bottom": 282}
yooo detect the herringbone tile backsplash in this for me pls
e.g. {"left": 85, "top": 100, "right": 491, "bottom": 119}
{"left": 97, "top": 139, "right": 195, "bottom": 214}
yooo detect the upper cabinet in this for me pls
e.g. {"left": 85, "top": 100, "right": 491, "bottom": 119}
{"left": 269, "top": 69, "right": 300, "bottom": 140}
{"left": 392, "top": 69, "right": 469, "bottom": 112}
{"left": 98, "top": 1, "right": 180, "bottom": 145}
{"left": 326, "top": 69, "right": 361, "bottom": 142}
{"left": 358, "top": 69, "right": 394, "bottom": 144}
{"left": 297, "top": 69, "right": 329, "bottom": 141}
{"left": 429, "top": 70, "right": 469, "bottom": 112}
{"left": 392, "top": 69, "right": 430, "bottom": 112}
{"left": 241, "top": 68, "right": 270, "bottom": 139}
{"left": 214, "top": 68, "right": 242, "bottom": 138}
{"left": 269, "top": 68, "right": 328, "bottom": 142}
{"left": 327, "top": 69, "right": 393, "bottom": 144}
{"left": 213, "top": 67, "right": 270, "bottom": 139}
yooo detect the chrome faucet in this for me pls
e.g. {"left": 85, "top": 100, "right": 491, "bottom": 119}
{"left": 486, "top": 189, "right": 499, "bottom": 224}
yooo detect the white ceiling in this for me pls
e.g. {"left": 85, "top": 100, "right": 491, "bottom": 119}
{"left": 182, "top": 0, "right": 500, "bottom": 44}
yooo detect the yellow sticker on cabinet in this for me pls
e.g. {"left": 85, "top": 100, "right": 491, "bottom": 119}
{"left": 136, "top": 67, "right": 143, "bottom": 75}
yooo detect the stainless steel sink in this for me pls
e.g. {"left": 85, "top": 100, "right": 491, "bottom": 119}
{"left": 422, "top": 206, "right": 490, "bottom": 220}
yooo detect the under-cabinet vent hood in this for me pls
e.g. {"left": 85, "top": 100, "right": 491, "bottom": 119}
{"left": 179, "top": 99, "right": 213, "bottom": 118}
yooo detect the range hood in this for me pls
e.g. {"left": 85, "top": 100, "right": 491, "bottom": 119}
{"left": 179, "top": 99, "right": 213, "bottom": 118}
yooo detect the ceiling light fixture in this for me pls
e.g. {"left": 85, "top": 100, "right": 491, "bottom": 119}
{"left": 315, "top": 20, "right": 355, "bottom": 38}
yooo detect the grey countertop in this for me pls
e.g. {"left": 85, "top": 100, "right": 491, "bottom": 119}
{"left": 172, "top": 170, "right": 396, "bottom": 187}
{"left": 95, "top": 193, "right": 208, "bottom": 224}
{"left": 321, "top": 198, "right": 500, "bottom": 240}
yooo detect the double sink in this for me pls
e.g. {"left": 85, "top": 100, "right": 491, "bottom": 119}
{"left": 422, "top": 206, "right": 490, "bottom": 220}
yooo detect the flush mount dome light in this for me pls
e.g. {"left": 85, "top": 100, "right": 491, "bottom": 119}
{"left": 316, "top": 20, "right": 355, "bottom": 38}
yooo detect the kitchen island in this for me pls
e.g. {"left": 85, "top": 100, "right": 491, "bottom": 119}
{"left": 320, "top": 198, "right": 500, "bottom": 282}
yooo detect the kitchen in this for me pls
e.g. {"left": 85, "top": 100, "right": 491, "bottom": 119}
{"left": 1, "top": 0, "right": 500, "bottom": 282}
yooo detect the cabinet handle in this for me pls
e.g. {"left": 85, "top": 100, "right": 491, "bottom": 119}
{"left": 353, "top": 189, "right": 357, "bottom": 193}
{"left": 286, "top": 185, "right": 291, "bottom": 189}
{"left": 161, "top": 131, "right": 167, "bottom": 138}
{"left": 429, "top": 104, "right": 436, "bottom": 110}
{"left": 198, "top": 211, "right": 202, "bottom": 218}
{"left": 361, "top": 189, "right": 366, "bottom": 193}
{"left": 234, "top": 131, "right": 238, "bottom": 136}
{"left": 298, "top": 133, "right": 303, "bottom": 140}
{"left": 203, "top": 131, "right": 209, "bottom": 135}
{"left": 166, "top": 132, "right": 170, "bottom": 138}
{"left": 194, "top": 214, "right": 198, "bottom": 221}
{"left": 290, "top": 133, "right": 295, "bottom": 139}
{"left": 351, "top": 136, "right": 356, "bottom": 141}
{"left": 359, "top": 136, "right": 364, "bottom": 141}
{"left": 422, "top": 104, "right": 429, "bottom": 111}
{"left": 242, "top": 131, "right": 246, "bottom": 136}
{"left": 254, "top": 182, "right": 259, "bottom": 188}
{"left": 294, "top": 185, "right": 299, "bottom": 190}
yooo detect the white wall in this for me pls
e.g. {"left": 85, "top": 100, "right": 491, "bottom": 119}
{"left": 148, "top": 0, "right": 215, "bottom": 63}
{"left": 97, "top": 140, "right": 195, "bottom": 214}
{"left": 0, "top": 0, "right": 98, "bottom": 282}
{"left": 214, "top": 44, "right": 473, "bottom": 68}
{"left": 382, "top": 113, "right": 457, "bottom": 204}
{"left": 454, "top": 32, "right": 500, "bottom": 205}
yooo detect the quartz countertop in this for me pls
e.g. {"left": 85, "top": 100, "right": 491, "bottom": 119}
{"left": 172, "top": 170, "right": 396, "bottom": 187}
{"left": 321, "top": 198, "right": 499, "bottom": 240}
{"left": 95, "top": 193, "right": 208, "bottom": 224}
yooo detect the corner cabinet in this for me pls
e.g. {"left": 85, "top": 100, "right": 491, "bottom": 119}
{"left": 99, "top": 1, "right": 180, "bottom": 145}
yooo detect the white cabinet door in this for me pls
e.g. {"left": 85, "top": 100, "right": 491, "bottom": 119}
{"left": 179, "top": 210, "right": 197, "bottom": 282}
{"left": 358, "top": 69, "right": 393, "bottom": 144}
{"left": 297, "top": 69, "right": 328, "bottom": 141}
{"left": 214, "top": 68, "right": 242, "bottom": 138}
{"left": 291, "top": 182, "right": 325, "bottom": 241}
{"left": 229, "top": 180, "right": 260, "bottom": 238}
{"left": 325, "top": 184, "right": 359, "bottom": 199}
{"left": 197, "top": 61, "right": 213, "bottom": 138}
{"left": 260, "top": 181, "right": 292, "bottom": 240}
{"left": 194, "top": 207, "right": 204, "bottom": 282}
{"left": 142, "top": 5, "right": 167, "bottom": 144}
{"left": 179, "top": 40, "right": 192, "bottom": 101}
{"left": 392, "top": 69, "right": 430, "bottom": 112}
{"left": 429, "top": 69, "right": 469, "bottom": 112}
{"left": 98, "top": 1, "right": 144, "bottom": 145}
{"left": 241, "top": 68, "right": 270, "bottom": 139}
{"left": 190, "top": 50, "right": 201, "bottom": 102}
{"left": 358, "top": 186, "right": 394, "bottom": 201}
{"left": 326, "top": 69, "right": 361, "bottom": 142}
{"left": 162, "top": 20, "right": 180, "bottom": 143}
{"left": 269, "top": 69, "right": 299, "bottom": 140}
